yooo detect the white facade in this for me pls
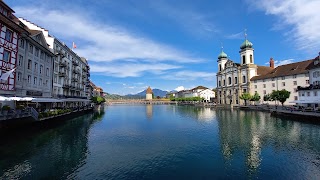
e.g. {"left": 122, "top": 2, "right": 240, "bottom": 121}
{"left": 216, "top": 38, "right": 258, "bottom": 105}
{"left": 16, "top": 30, "right": 54, "bottom": 98}
{"left": 18, "top": 18, "right": 91, "bottom": 100}
{"left": 296, "top": 57, "right": 320, "bottom": 107}
{"left": 253, "top": 73, "right": 309, "bottom": 105}
{"left": 199, "top": 89, "right": 215, "bottom": 102}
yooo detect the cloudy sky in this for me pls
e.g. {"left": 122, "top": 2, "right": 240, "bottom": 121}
{"left": 7, "top": 0, "right": 320, "bottom": 95}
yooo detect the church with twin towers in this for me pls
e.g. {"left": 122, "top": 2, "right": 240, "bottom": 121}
{"left": 216, "top": 33, "right": 311, "bottom": 106}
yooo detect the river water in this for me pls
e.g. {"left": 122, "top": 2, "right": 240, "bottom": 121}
{"left": 0, "top": 105, "right": 319, "bottom": 179}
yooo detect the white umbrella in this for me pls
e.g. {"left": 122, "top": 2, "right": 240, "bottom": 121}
{"left": 19, "top": 97, "right": 34, "bottom": 101}
{"left": 8, "top": 97, "right": 21, "bottom": 101}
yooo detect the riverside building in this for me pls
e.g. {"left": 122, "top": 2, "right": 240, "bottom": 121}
{"left": 0, "top": 1, "right": 27, "bottom": 96}
{"left": 216, "top": 36, "right": 311, "bottom": 106}
{"left": 18, "top": 18, "right": 91, "bottom": 103}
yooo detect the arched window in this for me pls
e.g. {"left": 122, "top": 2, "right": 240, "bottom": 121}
{"left": 243, "top": 75, "right": 246, "bottom": 83}
{"left": 242, "top": 55, "right": 246, "bottom": 64}
{"left": 250, "top": 55, "right": 253, "bottom": 63}
{"left": 219, "top": 64, "right": 222, "bottom": 71}
{"left": 223, "top": 80, "right": 226, "bottom": 86}
{"left": 218, "top": 81, "right": 221, "bottom": 87}
{"left": 228, "top": 77, "right": 232, "bottom": 85}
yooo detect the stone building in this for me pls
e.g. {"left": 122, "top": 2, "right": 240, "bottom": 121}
{"left": 146, "top": 86, "right": 153, "bottom": 100}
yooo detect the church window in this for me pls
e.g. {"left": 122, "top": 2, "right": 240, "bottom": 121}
{"left": 235, "top": 77, "right": 238, "bottom": 84}
{"left": 250, "top": 55, "right": 253, "bottom": 63}
{"left": 243, "top": 76, "right": 246, "bottom": 83}
{"left": 223, "top": 80, "right": 226, "bottom": 86}
{"left": 242, "top": 55, "right": 246, "bottom": 64}
{"left": 218, "top": 81, "right": 221, "bottom": 87}
{"left": 228, "top": 77, "right": 232, "bottom": 85}
{"left": 219, "top": 64, "right": 222, "bottom": 71}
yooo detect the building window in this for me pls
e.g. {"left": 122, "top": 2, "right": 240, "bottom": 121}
{"left": 39, "top": 78, "right": 42, "bottom": 86}
{"left": 282, "top": 82, "right": 285, "bottom": 86}
{"left": 18, "top": 55, "right": 23, "bottom": 66}
{"left": 294, "top": 96, "right": 298, "bottom": 100}
{"left": 54, "top": 75, "right": 57, "bottom": 83}
{"left": 243, "top": 89, "right": 247, "bottom": 93}
{"left": 263, "top": 90, "right": 266, "bottom": 95}
{"left": 28, "top": 60, "right": 32, "bottom": 70}
{"left": 254, "top": 80, "right": 257, "bottom": 83}
{"left": 34, "top": 77, "right": 37, "bottom": 85}
{"left": 40, "top": 65, "right": 43, "bottom": 74}
{"left": 243, "top": 76, "right": 246, "bottom": 83}
{"left": 40, "top": 51, "right": 44, "bottom": 60}
{"left": 307, "top": 92, "right": 310, "bottom": 96}
{"left": 5, "top": 29, "right": 13, "bottom": 42}
{"left": 3, "top": 50, "right": 10, "bottom": 62}
{"left": 250, "top": 55, "right": 253, "bottom": 63}
{"left": 293, "top": 81, "right": 297, "bottom": 85}
{"left": 17, "top": 72, "right": 21, "bottom": 81}
{"left": 282, "top": 76, "right": 285, "bottom": 80}
{"left": 218, "top": 81, "right": 221, "bottom": 87}
{"left": 272, "top": 83, "right": 275, "bottom": 87}
{"left": 294, "top": 88, "right": 297, "bottom": 92}
{"left": 272, "top": 78, "right": 275, "bottom": 81}
{"left": 35, "top": 48, "right": 39, "bottom": 57}
{"left": 302, "top": 93, "right": 305, "bottom": 96}
{"left": 306, "top": 80, "right": 309, "bottom": 84}
{"left": 254, "top": 85, "right": 257, "bottom": 88}
{"left": 263, "top": 79, "right": 265, "bottom": 82}
{"left": 314, "top": 91, "right": 318, "bottom": 96}
{"left": 19, "top": 39, "right": 24, "bottom": 48}
{"left": 263, "top": 84, "right": 266, "bottom": 88}
{"left": 242, "top": 56, "right": 245, "bottom": 64}
{"left": 293, "top": 75, "right": 297, "bottom": 78}
{"left": 28, "top": 75, "right": 31, "bottom": 84}
{"left": 46, "top": 68, "right": 49, "bottom": 76}
{"left": 228, "top": 77, "right": 232, "bottom": 85}
{"left": 219, "top": 64, "right": 222, "bottom": 71}
{"left": 29, "top": 44, "right": 33, "bottom": 54}
{"left": 34, "top": 62, "right": 38, "bottom": 72}
{"left": 235, "top": 77, "right": 238, "bottom": 84}
{"left": 223, "top": 80, "right": 226, "bottom": 86}
{"left": 46, "top": 80, "right": 48, "bottom": 87}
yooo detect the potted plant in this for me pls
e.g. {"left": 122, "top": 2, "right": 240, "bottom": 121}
{"left": 2, "top": 105, "right": 11, "bottom": 115}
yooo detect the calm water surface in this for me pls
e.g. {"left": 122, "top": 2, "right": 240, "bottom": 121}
{"left": 0, "top": 105, "right": 320, "bottom": 179}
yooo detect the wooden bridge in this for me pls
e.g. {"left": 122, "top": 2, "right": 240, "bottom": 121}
{"left": 107, "top": 100, "right": 177, "bottom": 105}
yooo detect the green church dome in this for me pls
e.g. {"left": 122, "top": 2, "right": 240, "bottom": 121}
{"left": 240, "top": 39, "right": 253, "bottom": 49}
{"left": 218, "top": 51, "right": 228, "bottom": 59}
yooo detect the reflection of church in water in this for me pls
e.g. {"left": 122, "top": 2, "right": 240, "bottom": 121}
{"left": 146, "top": 104, "right": 153, "bottom": 120}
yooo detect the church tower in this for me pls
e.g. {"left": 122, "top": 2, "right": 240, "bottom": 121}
{"left": 239, "top": 31, "right": 254, "bottom": 65}
{"left": 217, "top": 48, "right": 228, "bottom": 72}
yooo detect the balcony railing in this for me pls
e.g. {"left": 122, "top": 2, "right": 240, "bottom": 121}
{"left": 72, "top": 60, "right": 79, "bottom": 66}
{"left": 59, "top": 72, "right": 66, "bottom": 77}
{"left": 59, "top": 61, "right": 67, "bottom": 67}
{"left": 62, "top": 84, "right": 70, "bottom": 89}
{"left": 72, "top": 69, "right": 80, "bottom": 74}
{"left": 297, "top": 84, "right": 320, "bottom": 91}
{"left": 71, "top": 78, "right": 78, "bottom": 82}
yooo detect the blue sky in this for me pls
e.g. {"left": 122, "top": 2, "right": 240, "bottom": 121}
{"left": 7, "top": 0, "right": 320, "bottom": 95}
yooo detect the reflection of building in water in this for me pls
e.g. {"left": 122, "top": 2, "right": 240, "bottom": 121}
{"left": 174, "top": 106, "right": 216, "bottom": 122}
{"left": 197, "top": 108, "right": 216, "bottom": 121}
{"left": 146, "top": 104, "right": 153, "bottom": 120}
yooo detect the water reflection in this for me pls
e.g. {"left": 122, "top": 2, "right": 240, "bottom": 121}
{"left": 217, "top": 109, "right": 320, "bottom": 177}
{"left": 170, "top": 105, "right": 216, "bottom": 122}
{"left": 146, "top": 104, "right": 153, "bottom": 120}
{"left": 0, "top": 113, "right": 98, "bottom": 179}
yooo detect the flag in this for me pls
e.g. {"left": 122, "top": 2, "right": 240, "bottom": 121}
{"left": 0, "top": 68, "right": 16, "bottom": 81}
{"left": 72, "top": 42, "right": 77, "bottom": 49}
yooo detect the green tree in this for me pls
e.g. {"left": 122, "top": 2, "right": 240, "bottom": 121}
{"left": 271, "top": 89, "right": 291, "bottom": 106}
{"left": 263, "top": 94, "right": 272, "bottom": 102}
{"left": 239, "top": 93, "right": 251, "bottom": 106}
{"left": 250, "top": 92, "right": 261, "bottom": 103}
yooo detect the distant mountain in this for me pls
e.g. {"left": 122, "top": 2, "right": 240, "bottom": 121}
{"left": 125, "top": 89, "right": 168, "bottom": 98}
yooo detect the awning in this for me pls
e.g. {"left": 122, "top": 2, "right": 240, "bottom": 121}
{"left": 1, "top": 96, "right": 34, "bottom": 101}
{"left": 62, "top": 98, "right": 91, "bottom": 102}
{"left": 290, "top": 100, "right": 320, "bottom": 104}
{"left": 31, "top": 98, "right": 63, "bottom": 103}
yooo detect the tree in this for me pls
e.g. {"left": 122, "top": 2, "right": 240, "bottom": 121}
{"left": 239, "top": 93, "right": 251, "bottom": 106}
{"left": 250, "top": 92, "right": 261, "bottom": 103}
{"left": 263, "top": 94, "right": 272, "bottom": 102}
{"left": 271, "top": 89, "right": 290, "bottom": 106}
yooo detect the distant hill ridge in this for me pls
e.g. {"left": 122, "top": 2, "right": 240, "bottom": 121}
{"left": 126, "top": 88, "right": 168, "bottom": 98}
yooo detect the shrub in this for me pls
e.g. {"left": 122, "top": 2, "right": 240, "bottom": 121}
{"left": 16, "top": 105, "right": 25, "bottom": 110}
{"left": 2, "top": 105, "right": 11, "bottom": 111}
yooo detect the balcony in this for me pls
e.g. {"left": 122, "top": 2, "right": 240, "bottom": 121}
{"left": 297, "top": 84, "right": 320, "bottom": 91}
{"left": 59, "top": 72, "right": 66, "bottom": 77}
{"left": 59, "top": 61, "right": 67, "bottom": 67}
{"left": 72, "top": 69, "right": 80, "bottom": 74}
{"left": 62, "top": 84, "right": 70, "bottom": 89}
{"left": 72, "top": 60, "right": 79, "bottom": 66}
{"left": 71, "top": 78, "right": 78, "bottom": 82}
{"left": 82, "top": 67, "right": 87, "bottom": 72}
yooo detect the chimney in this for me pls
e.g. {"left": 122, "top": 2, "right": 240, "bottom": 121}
{"left": 270, "top": 57, "right": 275, "bottom": 69}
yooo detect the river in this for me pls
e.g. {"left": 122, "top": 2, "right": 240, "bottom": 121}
{"left": 0, "top": 105, "right": 319, "bottom": 179}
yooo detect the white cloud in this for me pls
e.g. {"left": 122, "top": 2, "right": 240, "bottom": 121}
{"left": 162, "top": 71, "right": 216, "bottom": 81}
{"left": 248, "top": 0, "right": 320, "bottom": 53}
{"left": 90, "top": 63, "right": 181, "bottom": 78}
{"left": 14, "top": 6, "right": 204, "bottom": 63}
{"left": 225, "top": 31, "right": 244, "bottom": 39}
{"left": 265, "top": 58, "right": 295, "bottom": 67}
{"left": 174, "top": 86, "right": 185, "bottom": 91}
